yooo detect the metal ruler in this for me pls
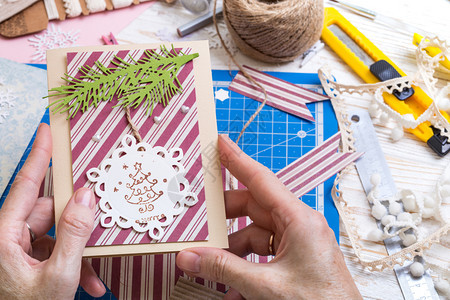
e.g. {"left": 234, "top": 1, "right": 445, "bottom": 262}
{"left": 349, "top": 109, "right": 439, "bottom": 300}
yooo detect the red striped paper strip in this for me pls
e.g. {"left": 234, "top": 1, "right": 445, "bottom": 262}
{"left": 276, "top": 132, "right": 363, "bottom": 198}
{"left": 228, "top": 65, "right": 329, "bottom": 122}
{"left": 66, "top": 48, "right": 208, "bottom": 247}
{"left": 38, "top": 167, "right": 53, "bottom": 198}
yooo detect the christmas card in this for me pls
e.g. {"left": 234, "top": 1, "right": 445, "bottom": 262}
{"left": 46, "top": 41, "right": 228, "bottom": 257}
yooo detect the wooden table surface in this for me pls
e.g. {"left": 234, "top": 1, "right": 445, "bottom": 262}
{"left": 116, "top": 0, "right": 450, "bottom": 298}
{"left": 2, "top": 0, "right": 447, "bottom": 298}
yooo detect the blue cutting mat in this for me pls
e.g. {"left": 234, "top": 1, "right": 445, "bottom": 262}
{"left": 213, "top": 70, "right": 339, "bottom": 234}
{"left": 0, "top": 67, "right": 338, "bottom": 300}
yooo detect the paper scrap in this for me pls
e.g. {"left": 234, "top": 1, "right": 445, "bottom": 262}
{"left": 228, "top": 65, "right": 329, "bottom": 122}
{"left": 276, "top": 132, "right": 362, "bottom": 198}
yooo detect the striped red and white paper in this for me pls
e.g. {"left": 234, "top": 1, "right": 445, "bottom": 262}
{"left": 276, "top": 132, "right": 363, "bottom": 198}
{"left": 66, "top": 48, "right": 208, "bottom": 246}
{"left": 228, "top": 65, "right": 329, "bottom": 122}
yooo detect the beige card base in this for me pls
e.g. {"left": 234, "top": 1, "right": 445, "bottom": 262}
{"left": 47, "top": 41, "right": 228, "bottom": 257}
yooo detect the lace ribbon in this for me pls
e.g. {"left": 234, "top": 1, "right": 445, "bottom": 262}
{"left": 318, "top": 36, "right": 449, "bottom": 271}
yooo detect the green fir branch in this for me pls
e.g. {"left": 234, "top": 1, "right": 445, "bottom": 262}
{"left": 46, "top": 45, "right": 199, "bottom": 119}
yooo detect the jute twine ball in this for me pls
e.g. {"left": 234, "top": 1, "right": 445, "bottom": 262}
{"left": 222, "top": 0, "right": 324, "bottom": 63}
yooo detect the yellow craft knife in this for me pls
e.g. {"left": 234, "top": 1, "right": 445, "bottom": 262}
{"left": 321, "top": 7, "right": 450, "bottom": 156}
{"left": 413, "top": 33, "right": 450, "bottom": 71}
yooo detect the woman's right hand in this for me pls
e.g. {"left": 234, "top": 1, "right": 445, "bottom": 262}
{"left": 176, "top": 134, "right": 362, "bottom": 299}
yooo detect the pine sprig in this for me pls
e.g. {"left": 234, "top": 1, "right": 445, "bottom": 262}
{"left": 46, "top": 45, "right": 199, "bottom": 119}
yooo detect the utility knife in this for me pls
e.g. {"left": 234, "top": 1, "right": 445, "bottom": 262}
{"left": 321, "top": 7, "right": 450, "bottom": 156}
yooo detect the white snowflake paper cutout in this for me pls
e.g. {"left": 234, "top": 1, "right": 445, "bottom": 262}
{"left": 0, "top": 88, "right": 17, "bottom": 124}
{"left": 28, "top": 24, "right": 80, "bottom": 62}
{"left": 87, "top": 135, "right": 198, "bottom": 240}
{"left": 204, "top": 22, "right": 238, "bottom": 55}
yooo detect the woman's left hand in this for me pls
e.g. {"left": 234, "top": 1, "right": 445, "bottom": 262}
{"left": 0, "top": 124, "right": 106, "bottom": 299}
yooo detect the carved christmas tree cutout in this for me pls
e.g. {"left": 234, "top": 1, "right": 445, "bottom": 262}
{"left": 125, "top": 162, "right": 163, "bottom": 205}
{"left": 47, "top": 45, "right": 199, "bottom": 118}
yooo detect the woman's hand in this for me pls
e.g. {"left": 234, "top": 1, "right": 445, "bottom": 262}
{"left": 176, "top": 134, "right": 361, "bottom": 299}
{"left": 0, "top": 124, "right": 105, "bottom": 299}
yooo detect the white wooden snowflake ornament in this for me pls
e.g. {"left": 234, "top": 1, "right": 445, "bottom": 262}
{"left": 87, "top": 135, "right": 198, "bottom": 240}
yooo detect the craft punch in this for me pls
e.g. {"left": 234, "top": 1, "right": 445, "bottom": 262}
{"left": 321, "top": 7, "right": 450, "bottom": 156}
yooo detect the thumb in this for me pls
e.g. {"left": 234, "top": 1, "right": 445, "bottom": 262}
{"left": 47, "top": 188, "right": 95, "bottom": 281}
{"left": 176, "top": 247, "right": 259, "bottom": 290}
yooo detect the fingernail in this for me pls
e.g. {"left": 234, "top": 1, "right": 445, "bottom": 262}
{"left": 177, "top": 251, "right": 201, "bottom": 273}
{"left": 97, "top": 278, "right": 106, "bottom": 292}
{"left": 75, "top": 189, "right": 93, "bottom": 208}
